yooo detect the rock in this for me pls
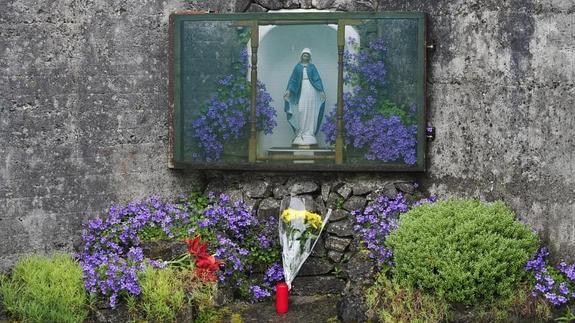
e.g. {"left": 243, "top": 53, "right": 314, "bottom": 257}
{"left": 327, "top": 250, "right": 344, "bottom": 262}
{"left": 325, "top": 192, "right": 343, "bottom": 209}
{"left": 326, "top": 219, "right": 354, "bottom": 237}
{"left": 235, "top": 0, "right": 252, "bottom": 11}
{"left": 204, "top": 178, "right": 227, "bottom": 195}
{"left": 312, "top": 0, "right": 336, "bottom": 9}
{"left": 367, "top": 182, "right": 398, "bottom": 200}
{"left": 336, "top": 184, "right": 352, "bottom": 199}
{"left": 343, "top": 252, "right": 376, "bottom": 285}
{"left": 289, "top": 181, "right": 319, "bottom": 195}
{"left": 247, "top": 3, "right": 267, "bottom": 11}
{"left": 299, "top": 257, "right": 334, "bottom": 276}
{"left": 226, "top": 295, "right": 341, "bottom": 322}
{"left": 395, "top": 181, "right": 416, "bottom": 195}
{"left": 321, "top": 183, "right": 331, "bottom": 201}
{"left": 222, "top": 189, "right": 244, "bottom": 203}
{"left": 272, "top": 185, "right": 288, "bottom": 199}
{"left": 241, "top": 180, "right": 271, "bottom": 198}
{"left": 352, "top": 182, "right": 373, "bottom": 196}
{"left": 141, "top": 240, "right": 187, "bottom": 261}
{"left": 243, "top": 198, "right": 261, "bottom": 211}
{"left": 311, "top": 236, "right": 327, "bottom": 257}
{"left": 291, "top": 276, "right": 346, "bottom": 295}
{"left": 338, "top": 283, "right": 371, "bottom": 323}
{"left": 315, "top": 196, "right": 327, "bottom": 216}
{"left": 255, "top": 0, "right": 300, "bottom": 10}
{"left": 257, "top": 197, "right": 279, "bottom": 221}
{"left": 325, "top": 235, "right": 351, "bottom": 252}
{"left": 90, "top": 303, "right": 131, "bottom": 323}
{"left": 343, "top": 196, "right": 366, "bottom": 212}
{"left": 329, "top": 209, "right": 350, "bottom": 222}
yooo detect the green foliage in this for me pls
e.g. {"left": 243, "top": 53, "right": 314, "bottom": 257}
{"left": 472, "top": 284, "right": 552, "bottom": 322}
{"left": 138, "top": 192, "right": 208, "bottom": 241}
{"left": 386, "top": 199, "right": 539, "bottom": 305}
{"left": 138, "top": 266, "right": 185, "bottom": 322}
{"left": 366, "top": 269, "right": 449, "bottom": 323}
{"left": 376, "top": 99, "right": 413, "bottom": 125}
{"left": 0, "top": 253, "right": 88, "bottom": 323}
{"left": 556, "top": 307, "right": 575, "bottom": 322}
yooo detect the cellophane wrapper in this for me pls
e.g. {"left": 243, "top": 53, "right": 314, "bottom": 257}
{"left": 279, "top": 196, "right": 331, "bottom": 289}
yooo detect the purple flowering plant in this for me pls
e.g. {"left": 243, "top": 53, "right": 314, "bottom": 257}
{"left": 322, "top": 37, "right": 417, "bottom": 164}
{"left": 193, "top": 193, "right": 283, "bottom": 300}
{"left": 190, "top": 49, "right": 276, "bottom": 161}
{"left": 79, "top": 193, "right": 283, "bottom": 307}
{"left": 525, "top": 247, "right": 575, "bottom": 306}
{"left": 79, "top": 196, "right": 191, "bottom": 307}
{"left": 352, "top": 190, "right": 436, "bottom": 266}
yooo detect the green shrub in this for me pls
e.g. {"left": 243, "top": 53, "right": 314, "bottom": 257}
{"left": 386, "top": 199, "right": 539, "bottom": 305}
{"left": 0, "top": 253, "right": 88, "bottom": 323}
{"left": 138, "top": 266, "right": 185, "bottom": 322}
{"left": 366, "top": 270, "right": 449, "bottom": 323}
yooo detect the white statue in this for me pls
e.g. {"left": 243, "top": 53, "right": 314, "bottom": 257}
{"left": 283, "top": 48, "right": 327, "bottom": 146}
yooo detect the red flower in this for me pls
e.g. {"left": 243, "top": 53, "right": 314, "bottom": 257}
{"left": 186, "top": 236, "right": 207, "bottom": 256}
{"left": 185, "top": 236, "right": 222, "bottom": 283}
{"left": 196, "top": 254, "right": 222, "bottom": 271}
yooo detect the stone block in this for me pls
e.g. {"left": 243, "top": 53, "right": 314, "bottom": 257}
{"left": 343, "top": 196, "right": 366, "bottom": 212}
{"left": 325, "top": 235, "right": 351, "bottom": 252}
{"left": 141, "top": 240, "right": 187, "bottom": 261}
{"left": 257, "top": 197, "right": 279, "bottom": 221}
{"left": 329, "top": 209, "right": 350, "bottom": 222}
{"left": 241, "top": 180, "right": 271, "bottom": 198}
{"left": 395, "top": 182, "right": 416, "bottom": 195}
{"left": 336, "top": 184, "right": 352, "bottom": 200}
{"left": 288, "top": 181, "right": 319, "bottom": 195}
{"left": 326, "top": 219, "right": 354, "bottom": 237}
{"left": 291, "top": 276, "right": 346, "bottom": 295}
{"left": 327, "top": 250, "right": 344, "bottom": 262}
{"left": 299, "top": 257, "right": 334, "bottom": 276}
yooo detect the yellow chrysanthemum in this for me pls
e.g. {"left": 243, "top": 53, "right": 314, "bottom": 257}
{"left": 305, "top": 212, "right": 323, "bottom": 229}
{"left": 281, "top": 208, "right": 308, "bottom": 223}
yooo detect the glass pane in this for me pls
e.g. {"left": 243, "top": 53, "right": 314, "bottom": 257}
{"left": 179, "top": 20, "right": 252, "bottom": 163}
{"left": 256, "top": 24, "right": 340, "bottom": 164}
{"left": 330, "top": 18, "right": 420, "bottom": 166}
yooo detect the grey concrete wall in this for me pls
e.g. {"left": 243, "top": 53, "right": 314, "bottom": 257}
{"left": 1, "top": 0, "right": 574, "bottom": 269}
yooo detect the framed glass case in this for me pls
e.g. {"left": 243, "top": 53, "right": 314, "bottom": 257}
{"left": 168, "top": 12, "right": 427, "bottom": 171}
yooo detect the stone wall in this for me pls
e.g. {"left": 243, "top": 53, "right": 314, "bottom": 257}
{"left": 1, "top": 0, "right": 574, "bottom": 272}
{"left": 200, "top": 174, "right": 421, "bottom": 321}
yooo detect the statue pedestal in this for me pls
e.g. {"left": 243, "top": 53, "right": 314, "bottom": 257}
{"left": 267, "top": 147, "right": 335, "bottom": 164}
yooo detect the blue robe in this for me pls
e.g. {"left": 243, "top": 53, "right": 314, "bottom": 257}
{"left": 284, "top": 63, "right": 326, "bottom": 135}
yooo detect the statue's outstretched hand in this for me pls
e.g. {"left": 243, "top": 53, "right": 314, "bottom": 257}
{"left": 283, "top": 91, "right": 290, "bottom": 101}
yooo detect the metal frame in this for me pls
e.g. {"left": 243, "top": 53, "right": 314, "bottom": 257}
{"left": 168, "top": 11, "right": 427, "bottom": 172}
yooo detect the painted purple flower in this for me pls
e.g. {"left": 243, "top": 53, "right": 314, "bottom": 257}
{"left": 322, "top": 37, "right": 417, "bottom": 164}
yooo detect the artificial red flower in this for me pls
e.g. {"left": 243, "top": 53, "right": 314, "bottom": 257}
{"left": 186, "top": 235, "right": 207, "bottom": 256}
{"left": 196, "top": 254, "right": 222, "bottom": 271}
{"left": 185, "top": 235, "right": 223, "bottom": 282}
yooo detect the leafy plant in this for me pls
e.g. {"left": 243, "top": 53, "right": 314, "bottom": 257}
{"left": 137, "top": 266, "right": 186, "bottom": 322}
{"left": 472, "top": 283, "right": 552, "bottom": 322}
{"left": 80, "top": 192, "right": 282, "bottom": 306}
{"left": 0, "top": 253, "right": 88, "bottom": 323}
{"left": 556, "top": 307, "right": 575, "bottom": 322}
{"left": 366, "top": 269, "right": 449, "bottom": 323}
{"left": 386, "top": 199, "right": 539, "bottom": 305}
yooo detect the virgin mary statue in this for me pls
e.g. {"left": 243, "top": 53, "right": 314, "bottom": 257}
{"left": 284, "top": 48, "right": 326, "bottom": 146}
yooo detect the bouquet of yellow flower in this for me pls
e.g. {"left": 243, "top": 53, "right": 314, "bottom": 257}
{"left": 279, "top": 197, "right": 331, "bottom": 289}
